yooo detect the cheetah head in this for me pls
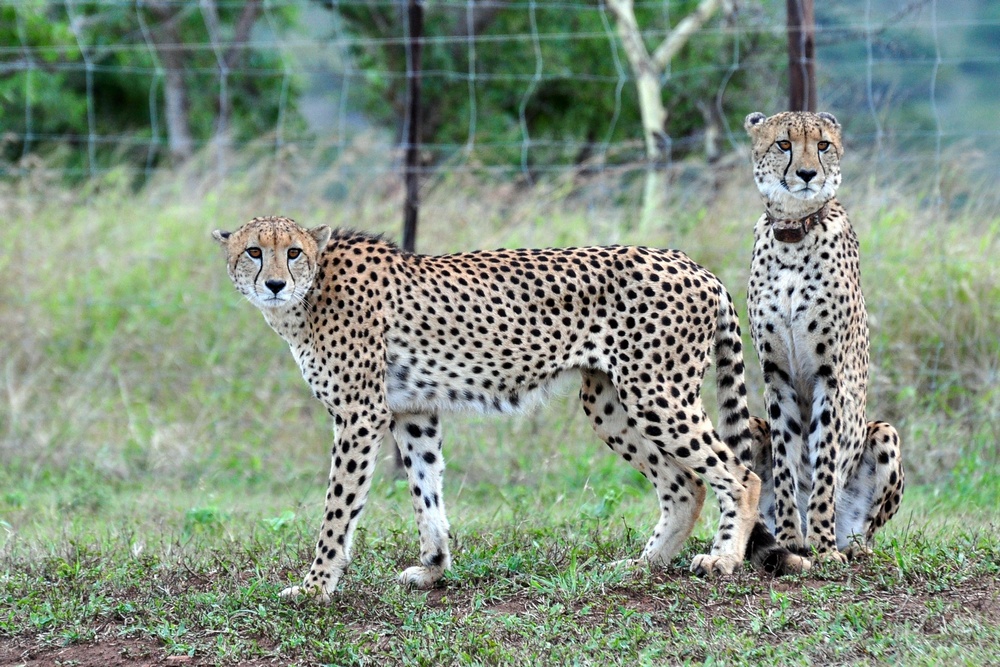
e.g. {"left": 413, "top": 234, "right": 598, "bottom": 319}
{"left": 744, "top": 111, "right": 843, "bottom": 221}
{"left": 212, "top": 216, "right": 332, "bottom": 311}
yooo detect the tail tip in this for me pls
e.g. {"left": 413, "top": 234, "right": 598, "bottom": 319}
{"left": 747, "top": 522, "right": 812, "bottom": 575}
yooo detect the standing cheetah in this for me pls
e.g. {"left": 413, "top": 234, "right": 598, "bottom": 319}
{"left": 744, "top": 111, "right": 904, "bottom": 561}
{"left": 213, "top": 217, "right": 807, "bottom": 601}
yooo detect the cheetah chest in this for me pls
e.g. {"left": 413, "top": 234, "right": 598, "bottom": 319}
{"left": 749, "top": 247, "right": 831, "bottom": 398}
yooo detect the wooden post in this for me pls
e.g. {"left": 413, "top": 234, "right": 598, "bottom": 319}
{"left": 787, "top": 0, "right": 816, "bottom": 111}
{"left": 402, "top": 0, "right": 423, "bottom": 253}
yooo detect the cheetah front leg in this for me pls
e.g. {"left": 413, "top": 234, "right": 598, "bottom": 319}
{"left": 391, "top": 413, "right": 451, "bottom": 589}
{"left": 280, "top": 405, "right": 390, "bottom": 603}
{"left": 761, "top": 376, "right": 807, "bottom": 553}
{"left": 804, "top": 383, "right": 846, "bottom": 562}
{"left": 754, "top": 417, "right": 905, "bottom": 559}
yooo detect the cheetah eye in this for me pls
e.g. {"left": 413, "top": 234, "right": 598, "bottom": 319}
{"left": 288, "top": 248, "right": 302, "bottom": 260}
{"left": 777, "top": 140, "right": 792, "bottom": 151}
{"left": 246, "top": 247, "right": 262, "bottom": 259}
{"left": 817, "top": 141, "right": 830, "bottom": 151}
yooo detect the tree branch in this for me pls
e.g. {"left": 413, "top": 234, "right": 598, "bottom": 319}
{"left": 605, "top": 0, "right": 654, "bottom": 76}
{"left": 453, "top": 0, "right": 509, "bottom": 40}
{"left": 651, "top": 0, "right": 734, "bottom": 72}
{"left": 225, "top": 0, "right": 264, "bottom": 71}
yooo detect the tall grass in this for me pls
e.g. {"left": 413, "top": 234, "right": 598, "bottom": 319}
{"left": 1, "top": 141, "right": 997, "bottom": 505}
{"left": 2, "top": 143, "right": 998, "bottom": 666}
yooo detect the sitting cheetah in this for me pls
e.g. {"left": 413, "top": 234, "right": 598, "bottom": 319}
{"left": 743, "top": 110, "right": 904, "bottom": 561}
{"left": 213, "top": 217, "right": 807, "bottom": 602}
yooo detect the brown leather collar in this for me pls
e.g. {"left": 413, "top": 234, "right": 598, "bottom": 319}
{"left": 766, "top": 204, "right": 828, "bottom": 243}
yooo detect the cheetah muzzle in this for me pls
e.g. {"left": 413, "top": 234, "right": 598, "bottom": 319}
{"left": 213, "top": 216, "right": 809, "bottom": 602}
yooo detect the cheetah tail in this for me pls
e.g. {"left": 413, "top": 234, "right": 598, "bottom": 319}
{"left": 745, "top": 521, "right": 811, "bottom": 575}
{"left": 712, "top": 285, "right": 753, "bottom": 466}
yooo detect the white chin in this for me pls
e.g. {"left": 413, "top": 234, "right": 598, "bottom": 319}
{"left": 254, "top": 296, "right": 291, "bottom": 309}
{"left": 760, "top": 181, "right": 816, "bottom": 202}
{"left": 789, "top": 188, "right": 820, "bottom": 201}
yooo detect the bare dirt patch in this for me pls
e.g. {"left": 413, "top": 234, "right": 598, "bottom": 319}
{"left": 0, "top": 634, "right": 283, "bottom": 667}
{"left": 1, "top": 635, "right": 166, "bottom": 667}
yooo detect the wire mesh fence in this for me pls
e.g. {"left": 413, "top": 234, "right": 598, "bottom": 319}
{"left": 1, "top": 1, "right": 998, "bottom": 486}
{"left": 2, "top": 0, "right": 998, "bottom": 189}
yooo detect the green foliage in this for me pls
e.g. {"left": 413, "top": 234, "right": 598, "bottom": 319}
{"left": 333, "top": 0, "right": 782, "bottom": 168}
{"left": 0, "top": 1, "right": 300, "bottom": 177}
{"left": 262, "top": 510, "right": 298, "bottom": 533}
{"left": 184, "top": 507, "right": 231, "bottom": 537}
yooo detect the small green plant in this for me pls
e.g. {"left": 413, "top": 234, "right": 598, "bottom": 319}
{"left": 183, "top": 507, "right": 230, "bottom": 537}
{"left": 261, "top": 511, "right": 296, "bottom": 533}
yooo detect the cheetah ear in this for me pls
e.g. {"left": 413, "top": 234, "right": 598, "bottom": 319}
{"left": 212, "top": 230, "right": 231, "bottom": 246}
{"left": 744, "top": 112, "right": 767, "bottom": 134}
{"left": 817, "top": 112, "right": 840, "bottom": 129}
{"left": 310, "top": 225, "right": 333, "bottom": 251}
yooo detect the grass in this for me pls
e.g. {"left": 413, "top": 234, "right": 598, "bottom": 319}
{"left": 1, "top": 471, "right": 998, "bottom": 665}
{"left": 1, "top": 145, "right": 998, "bottom": 664}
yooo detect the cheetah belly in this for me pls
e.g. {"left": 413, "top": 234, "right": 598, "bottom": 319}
{"left": 385, "top": 357, "right": 579, "bottom": 416}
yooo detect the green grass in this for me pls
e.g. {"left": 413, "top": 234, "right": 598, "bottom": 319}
{"left": 1, "top": 466, "right": 998, "bottom": 665}
{"left": 1, "top": 150, "right": 999, "bottom": 664}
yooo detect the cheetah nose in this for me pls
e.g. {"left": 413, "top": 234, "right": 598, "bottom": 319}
{"left": 796, "top": 169, "right": 817, "bottom": 183}
{"left": 264, "top": 279, "right": 286, "bottom": 295}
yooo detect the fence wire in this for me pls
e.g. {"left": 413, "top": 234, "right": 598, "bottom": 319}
{"left": 2, "top": 0, "right": 999, "bottom": 184}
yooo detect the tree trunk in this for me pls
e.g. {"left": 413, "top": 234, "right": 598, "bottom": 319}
{"left": 787, "top": 0, "right": 816, "bottom": 111}
{"left": 606, "top": 0, "right": 667, "bottom": 227}
{"left": 634, "top": 68, "right": 668, "bottom": 229}
{"left": 146, "top": 4, "right": 194, "bottom": 164}
{"left": 402, "top": 0, "right": 423, "bottom": 253}
{"left": 162, "top": 65, "right": 194, "bottom": 163}
{"left": 606, "top": 0, "right": 666, "bottom": 162}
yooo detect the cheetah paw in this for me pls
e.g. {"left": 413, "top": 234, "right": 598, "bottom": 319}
{"left": 843, "top": 544, "right": 873, "bottom": 561}
{"left": 279, "top": 584, "right": 333, "bottom": 605}
{"left": 690, "top": 554, "right": 740, "bottom": 577}
{"left": 814, "top": 549, "right": 849, "bottom": 565}
{"left": 399, "top": 565, "right": 444, "bottom": 589}
{"left": 783, "top": 553, "right": 813, "bottom": 573}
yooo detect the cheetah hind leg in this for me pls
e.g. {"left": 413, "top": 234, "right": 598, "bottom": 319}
{"left": 687, "top": 465, "right": 760, "bottom": 577}
{"left": 837, "top": 420, "right": 905, "bottom": 558}
{"left": 748, "top": 417, "right": 776, "bottom": 534}
{"left": 580, "top": 371, "right": 706, "bottom": 570}
{"left": 392, "top": 412, "right": 452, "bottom": 589}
